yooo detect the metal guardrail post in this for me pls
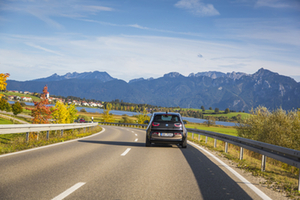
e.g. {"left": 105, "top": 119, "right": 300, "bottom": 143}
{"left": 198, "top": 134, "right": 200, "bottom": 142}
{"left": 225, "top": 142, "right": 228, "bottom": 153}
{"left": 298, "top": 171, "right": 300, "bottom": 192}
{"left": 26, "top": 132, "right": 29, "bottom": 142}
{"left": 261, "top": 155, "right": 266, "bottom": 172}
{"left": 214, "top": 139, "right": 217, "bottom": 148}
{"left": 192, "top": 133, "right": 194, "bottom": 140}
{"left": 46, "top": 131, "right": 49, "bottom": 140}
{"left": 61, "top": 130, "right": 63, "bottom": 137}
{"left": 239, "top": 147, "right": 244, "bottom": 160}
{"left": 205, "top": 136, "right": 208, "bottom": 144}
{"left": 84, "top": 127, "right": 86, "bottom": 132}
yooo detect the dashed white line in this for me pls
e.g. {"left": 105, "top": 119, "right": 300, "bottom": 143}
{"left": 121, "top": 148, "right": 131, "bottom": 156}
{"left": 135, "top": 138, "right": 138, "bottom": 142}
{"left": 52, "top": 182, "right": 86, "bottom": 200}
{"left": 135, "top": 134, "right": 138, "bottom": 136}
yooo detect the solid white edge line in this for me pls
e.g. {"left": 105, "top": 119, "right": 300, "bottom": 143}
{"left": 52, "top": 182, "right": 86, "bottom": 200}
{"left": 135, "top": 138, "right": 138, "bottom": 142}
{"left": 0, "top": 128, "right": 106, "bottom": 158}
{"left": 188, "top": 141, "right": 272, "bottom": 200}
{"left": 121, "top": 148, "right": 131, "bottom": 156}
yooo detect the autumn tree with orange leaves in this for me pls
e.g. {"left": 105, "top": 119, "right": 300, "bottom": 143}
{"left": 31, "top": 85, "right": 52, "bottom": 124}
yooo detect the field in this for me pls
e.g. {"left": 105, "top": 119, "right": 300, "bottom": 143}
{"left": 77, "top": 112, "right": 138, "bottom": 123}
{"left": 185, "top": 123, "right": 238, "bottom": 136}
{"left": 203, "top": 112, "right": 250, "bottom": 120}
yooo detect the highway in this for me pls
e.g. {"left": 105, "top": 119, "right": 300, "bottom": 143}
{"left": 0, "top": 126, "right": 272, "bottom": 200}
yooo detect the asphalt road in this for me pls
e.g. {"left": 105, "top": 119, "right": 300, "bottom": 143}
{"left": 0, "top": 126, "right": 270, "bottom": 200}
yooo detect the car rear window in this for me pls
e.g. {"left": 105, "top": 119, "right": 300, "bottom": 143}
{"left": 154, "top": 114, "right": 180, "bottom": 122}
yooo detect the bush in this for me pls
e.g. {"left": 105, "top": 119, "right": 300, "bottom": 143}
{"left": 80, "top": 108, "right": 86, "bottom": 112}
{"left": 77, "top": 115, "right": 91, "bottom": 121}
{"left": 120, "top": 116, "right": 135, "bottom": 124}
{"left": 236, "top": 106, "right": 300, "bottom": 151}
{"left": 12, "top": 101, "right": 23, "bottom": 116}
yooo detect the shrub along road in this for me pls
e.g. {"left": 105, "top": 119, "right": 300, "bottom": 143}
{"left": 0, "top": 126, "right": 280, "bottom": 199}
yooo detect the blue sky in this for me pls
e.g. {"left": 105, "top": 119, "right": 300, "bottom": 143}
{"left": 1, "top": 0, "right": 299, "bottom": 82}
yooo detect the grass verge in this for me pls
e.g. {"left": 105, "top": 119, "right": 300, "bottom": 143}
{"left": 0, "top": 126, "right": 102, "bottom": 155}
{"left": 0, "top": 117, "right": 14, "bottom": 124}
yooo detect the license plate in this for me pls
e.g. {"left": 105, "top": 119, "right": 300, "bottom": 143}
{"left": 160, "top": 133, "right": 173, "bottom": 137}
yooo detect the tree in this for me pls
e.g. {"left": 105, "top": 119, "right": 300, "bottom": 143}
{"left": 51, "top": 101, "right": 68, "bottom": 123}
{"left": 12, "top": 101, "right": 23, "bottom": 116}
{"left": 137, "top": 109, "right": 150, "bottom": 124}
{"left": 30, "top": 85, "right": 52, "bottom": 124}
{"left": 209, "top": 107, "right": 212, "bottom": 110}
{"left": 51, "top": 102, "right": 78, "bottom": 123}
{"left": 225, "top": 108, "right": 230, "bottom": 114}
{"left": 67, "top": 103, "right": 78, "bottom": 123}
{"left": 0, "top": 73, "right": 9, "bottom": 99}
{"left": 204, "top": 116, "right": 216, "bottom": 127}
{"left": 0, "top": 98, "right": 11, "bottom": 112}
{"left": 214, "top": 107, "right": 219, "bottom": 113}
{"left": 103, "top": 103, "right": 114, "bottom": 122}
{"left": 201, "top": 105, "right": 205, "bottom": 112}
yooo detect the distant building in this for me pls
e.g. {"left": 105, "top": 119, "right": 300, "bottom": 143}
{"left": 21, "top": 96, "right": 32, "bottom": 101}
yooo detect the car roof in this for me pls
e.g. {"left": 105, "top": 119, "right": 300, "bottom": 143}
{"left": 152, "top": 112, "right": 180, "bottom": 116}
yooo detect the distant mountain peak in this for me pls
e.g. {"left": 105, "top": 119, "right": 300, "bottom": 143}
{"left": 163, "top": 72, "right": 184, "bottom": 78}
{"left": 33, "top": 71, "right": 115, "bottom": 82}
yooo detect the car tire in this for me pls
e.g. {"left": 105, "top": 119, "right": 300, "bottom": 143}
{"left": 181, "top": 138, "right": 187, "bottom": 148}
{"left": 145, "top": 135, "right": 151, "bottom": 147}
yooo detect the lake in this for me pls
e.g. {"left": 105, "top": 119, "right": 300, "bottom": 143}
{"left": 9, "top": 101, "right": 237, "bottom": 127}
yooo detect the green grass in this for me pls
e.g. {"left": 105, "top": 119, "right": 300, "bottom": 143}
{"left": 0, "top": 117, "right": 14, "bottom": 124}
{"left": 185, "top": 123, "right": 238, "bottom": 136}
{"left": 203, "top": 112, "right": 250, "bottom": 120}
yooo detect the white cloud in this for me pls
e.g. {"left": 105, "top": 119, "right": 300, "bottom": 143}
{"left": 0, "top": 0, "right": 114, "bottom": 28}
{"left": 1, "top": 34, "right": 299, "bottom": 82}
{"left": 255, "top": 0, "right": 300, "bottom": 9}
{"left": 25, "top": 42, "right": 64, "bottom": 56}
{"left": 128, "top": 24, "right": 149, "bottom": 30}
{"left": 175, "top": 0, "right": 220, "bottom": 16}
{"left": 215, "top": 18, "right": 300, "bottom": 47}
{"left": 80, "top": 5, "right": 114, "bottom": 12}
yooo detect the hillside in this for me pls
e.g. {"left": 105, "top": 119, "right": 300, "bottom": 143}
{"left": 6, "top": 68, "right": 300, "bottom": 111}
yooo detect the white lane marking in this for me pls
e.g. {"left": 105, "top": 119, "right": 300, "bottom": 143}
{"left": 188, "top": 141, "right": 272, "bottom": 200}
{"left": 135, "top": 138, "right": 138, "bottom": 142}
{"left": 121, "top": 148, "right": 131, "bottom": 156}
{"left": 131, "top": 131, "right": 134, "bottom": 133}
{"left": 0, "top": 128, "right": 106, "bottom": 158}
{"left": 135, "top": 134, "right": 137, "bottom": 136}
{"left": 52, "top": 182, "right": 86, "bottom": 200}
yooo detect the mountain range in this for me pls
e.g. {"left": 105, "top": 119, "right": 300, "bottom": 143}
{"left": 7, "top": 68, "right": 300, "bottom": 111}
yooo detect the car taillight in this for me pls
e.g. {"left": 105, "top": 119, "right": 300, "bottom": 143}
{"left": 152, "top": 132, "right": 159, "bottom": 135}
{"left": 152, "top": 122, "right": 160, "bottom": 126}
{"left": 174, "top": 123, "right": 182, "bottom": 127}
{"left": 174, "top": 132, "right": 182, "bottom": 135}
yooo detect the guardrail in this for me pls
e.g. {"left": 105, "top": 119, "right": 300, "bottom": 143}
{"left": 99, "top": 122, "right": 300, "bottom": 191}
{"left": 0, "top": 123, "right": 98, "bottom": 141}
